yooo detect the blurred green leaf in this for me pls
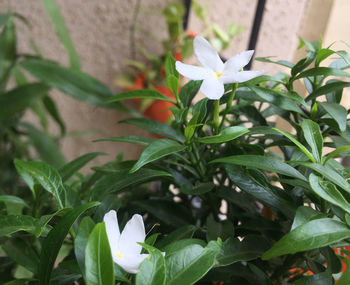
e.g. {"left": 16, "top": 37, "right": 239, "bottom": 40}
{"left": 43, "top": 96, "right": 66, "bottom": 135}
{"left": 85, "top": 222, "right": 114, "bottom": 285}
{"left": 41, "top": 0, "right": 80, "bottom": 70}
{"left": 93, "top": 135, "right": 154, "bottom": 146}
{"left": 106, "top": 89, "right": 175, "bottom": 104}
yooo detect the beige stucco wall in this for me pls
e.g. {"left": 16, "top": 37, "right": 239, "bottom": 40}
{"left": 0, "top": 0, "right": 311, "bottom": 166}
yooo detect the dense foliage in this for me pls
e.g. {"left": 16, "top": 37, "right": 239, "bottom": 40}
{"left": 2, "top": 2, "right": 350, "bottom": 285}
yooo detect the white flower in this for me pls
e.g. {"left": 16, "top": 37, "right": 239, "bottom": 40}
{"left": 103, "top": 210, "right": 148, "bottom": 274}
{"left": 175, "top": 36, "right": 265, "bottom": 100}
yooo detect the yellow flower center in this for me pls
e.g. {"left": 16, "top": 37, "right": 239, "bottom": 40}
{"left": 214, "top": 72, "right": 222, "bottom": 78}
{"left": 116, "top": 252, "right": 123, "bottom": 259}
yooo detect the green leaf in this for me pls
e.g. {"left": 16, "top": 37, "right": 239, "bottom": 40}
{"left": 38, "top": 202, "right": 99, "bottom": 285}
{"left": 130, "top": 139, "right": 186, "bottom": 173}
{"left": 262, "top": 218, "right": 350, "bottom": 260}
{"left": 91, "top": 168, "right": 171, "bottom": 200}
{"left": 180, "top": 182, "right": 215, "bottom": 195}
{"left": 319, "top": 102, "right": 347, "bottom": 132}
{"left": 0, "top": 195, "right": 29, "bottom": 209}
{"left": 156, "top": 225, "right": 198, "bottom": 249}
{"left": 211, "top": 155, "right": 306, "bottom": 181}
{"left": 165, "top": 52, "right": 179, "bottom": 96}
{"left": 179, "top": 80, "right": 202, "bottom": 107}
{"left": 59, "top": 152, "right": 106, "bottom": 182}
{"left": 306, "top": 81, "right": 350, "bottom": 101}
{"left": 162, "top": 239, "right": 206, "bottom": 256}
{"left": 20, "top": 122, "right": 66, "bottom": 169}
{"left": 106, "top": 89, "right": 175, "bottom": 104}
{"left": 85, "top": 223, "right": 114, "bottom": 285}
{"left": 0, "top": 83, "right": 49, "bottom": 122}
{"left": 0, "top": 215, "right": 38, "bottom": 237}
{"left": 136, "top": 243, "right": 166, "bottom": 285}
{"left": 43, "top": 96, "right": 66, "bottom": 135}
{"left": 324, "top": 145, "right": 350, "bottom": 164}
{"left": 75, "top": 216, "right": 95, "bottom": 278}
{"left": 291, "top": 206, "right": 326, "bottom": 230}
{"left": 14, "top": 159, "right": 67, "bottom": 208}
{"left": 272, "top": 128, "right": 315, "bottom": 162}
{"left": 120, "top": 118, "right": 184, "bottom": 142}
{"left": 41, "top": 0, "right": 80, "bottom": 70}
{"left": 2, "top": 238, "right": 39, "bottom": 274}
{"left": 295, "top": 162, "right": 350, "bottom": 194}
{"left": 20, "top": 59, "right": 125, "bottom": 110}
{"left": 294, "top": 67, "right": 350, "bottom": 80}
{"left": 0, "top": 15, "right": 15, "bottom": 62}
{"left": 217, "top": 236, "right": 270, "bottom": 266}
{"left": 184, "top": 112, "right": 200, "bottom": 143}
{"left": 197, "top": 126, "right": 249, "bottom": 144}
{"left": 165, "top": 241, "right": 221, "bottom": 285}
{"left": 309, "top": 173, "right": 350, "bottom": 214}
{"left": 93, "top": 135, "right": 154, "bottom": 146}
{"left": 301, "top": 120, "right": 323, "bottom": 163}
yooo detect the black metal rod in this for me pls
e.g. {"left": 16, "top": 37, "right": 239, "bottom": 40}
{"left": 246, "top": 0, "right": 266, "bottom": 70}
{"left": 183, "top": 0, "right": 192, "bottom": 30}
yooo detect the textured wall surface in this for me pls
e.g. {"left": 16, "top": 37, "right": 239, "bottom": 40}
{"left": 0, "top": 0, "right": 310, "bottom": 165}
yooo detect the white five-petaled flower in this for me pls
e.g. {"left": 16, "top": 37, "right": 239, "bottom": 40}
{"left": 103, "top": 210, "right": 148, "bottom": 274}
{"left": 175, "top": 36, "right": 265, "bottom": 100}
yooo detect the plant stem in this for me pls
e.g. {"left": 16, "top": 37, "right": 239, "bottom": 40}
{"left": 213, "top": 99, "right": 220, "bottom": 134}
{"left": 130, "top": 0, "right": 141, "bottom": 59}
{"left": 219, "top": 83, "right": 238, "bottom": 130}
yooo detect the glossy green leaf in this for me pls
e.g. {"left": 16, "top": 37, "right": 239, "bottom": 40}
{"left": 41, "top": 0, "right": 80, "bottom": 70}
{"left": 38, "top": 202, "right": 99, "bottom": 285}
{"left": 14, "top": 159, "right": 67, "bottom": 208}
{"left": 162, "top": 239, "right": 206, "bottom": 256}
{"left": 85, "top": 223, "right": 114, "bottom": 285}
{"left": 179, "top": 80, "right": 202, "bottom": 107}
{"left": 130, "top": 139, "right": 186, "bottom": 173}
{"left": 291, "top": 206, "right": 326, "bottom": 230}
{"left": 157, "top": 225, "right": 198, "bottom": 249}
{"left": 0, "top": 83, "right": 49, "bottom": 122}
{"left": 93, "top": 135, "right": 154, "bottom": 146}
{"left": 165, "top": 241, "right": 221, "bottom": 285}
{"left": 136, "top": 243, "right": 166, "bottom": 285}
{"left": 59, "top": 152, "right": 105, "bottom": 182}
{"left": 75, "top": 216, "right": 95, "bottom": 278}
{"left": 217, "top": 236, "right": 270, "bottom": 266}
{"left": 91, "top": 168, "right": 171, "bottom": 200}
{"left": 106, "top": 89, "right": 175, "bottom": 104}
{"left": 294, "top": 67, "right": 350, "bottom": 80}
{"left": 273, "top": 128, "right": 315, "bottom": 162}
{"left": 295, "top": 162, "right": 350, "bottom": 193}
{"left": 262, "top": 218, "right": 350, "bottom": 260}
{"left": 211, "top": 155, "right": 306, "bottom": 181}
{"left": 306, "top": 81, "right": 350, "bottom": 101}
{"left": 319, "top": 102, "right": 347, "bottom": 132}
{"left": 0, "top": 215, "right": 38, "bottom": 237}
{"left": 309, "top": 173, "right": 350, "bottom": 214}
{"left": 301, "top": 120, "right": 323, "bottom": 163}
{"left": 120, "top": 118, "right": 184, "bottom": 142}
{"left": 197, "top": 126, "right": 249, "bottom": 144}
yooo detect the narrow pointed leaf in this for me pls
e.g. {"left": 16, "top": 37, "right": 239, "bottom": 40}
{"left": 85, "top": 223, "right": 114, "bottom": 285}
{"left": 197, "top": 126, "right": 249, "bottom": 143}
{"left": 262, "top": 218, "right": 350, "bottom": 260}
{"left": 319, "top": 102, "right": 347, "bottom": 132}
{"left": 93, "top": 136, "right": 154, "bottom": 146}
{"left": 106, "top": 89, "right": 175, "bottom": 104}
{"left": 130, "top": 139, "right": 186, "bottom": 173}
{"left": 301, "top": 120, "right": 323, "bottom": 163}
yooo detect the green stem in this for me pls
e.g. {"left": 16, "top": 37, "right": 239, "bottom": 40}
{"left": 219, "top": 83, "right": 238, "bottom": 130}
{"left": 213, "top": 100, "right": 220, "bottom": 134}
{"left": 130, "top": 0, "right": 141, "bottom": 59}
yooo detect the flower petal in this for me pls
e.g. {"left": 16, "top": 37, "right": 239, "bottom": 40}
{"left": 119, "top": 214, "right": 145, "bottom": 255}
{"left": 223, "top": 50, "right": 254, "bottom": 73}
{"left": 200, "top": 76, "right": 225, "bottom": 100}
{"left": 222, "top": 70, "right": 265, "bottom": 84}
{"left": 194, "top": 36, "right": 224, "bottom": 72}
{"left": 175, "top": 61, "right": 211, "bottom": 80}
{"left": 103, "top": 210, "right": 121, "bottom": 255}
{"left": 114, "top": 253, "right": 149, "bottom": 274}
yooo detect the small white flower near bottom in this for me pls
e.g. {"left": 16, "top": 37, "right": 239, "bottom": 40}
{"left": 103, "top": 210, "right": 148, "bottom": 274}
{"left": 175, "top": 36, "right": 265, "bottom": 100}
